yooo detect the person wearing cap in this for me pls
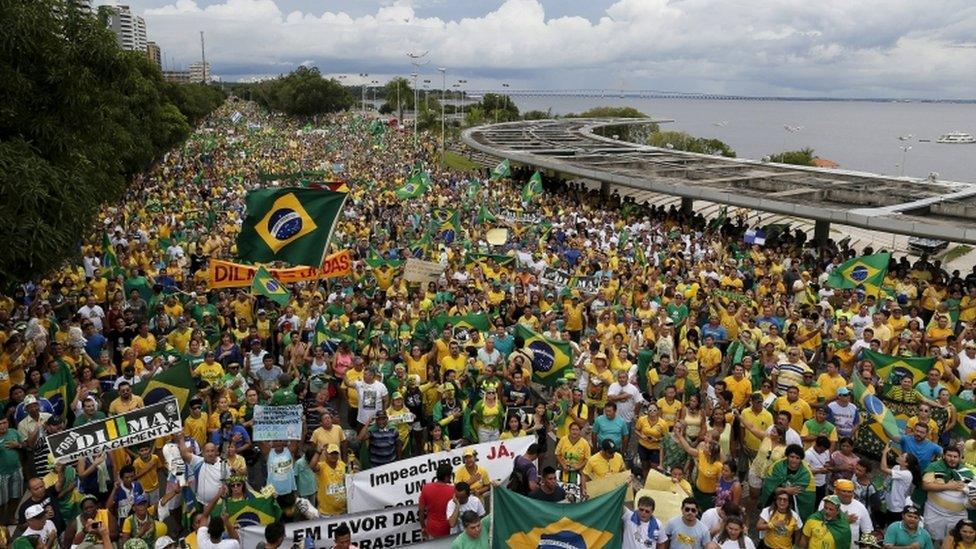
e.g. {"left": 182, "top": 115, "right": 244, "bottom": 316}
{"left": 820, "top": 477, "right": 872, "bottom": 544}
{"left": 921, "top": 445, "right": 974, "bottom": 545}
{"left": 454, "top": 449, "right": 491, "bottom": 500}
{"left": 883, "top": 505, "right": 933, "bottom": 549}
{"left": 358, "top": 409, "right": 399, "bottom": 466}
{"left": 20, "top": 502, "right": 57, "bottom": 547}
{"left": 310, "top": 442, "right": 347, "bottom": 516}
{"left": 119, "top": 492, "right": 168, "bottom": 546}
{"left": 211, "top": 409, "right": 252, "bottom": 455}
{"left": 582, "top": 438, "right": 625, "bottom": 491}
{"left": 153, "top": 536, "right": 178, "bottom": 549}
{"left": 799, "top": 495, "right": 851, "bottom": 549}
{"left": 825, "top": 386, "right": 860, "bottom": 439}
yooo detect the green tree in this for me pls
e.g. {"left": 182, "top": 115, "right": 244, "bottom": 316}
{"left": 379, "top": 77, "right": 414, "bottom": 120}
{"left": 646, "top": 131, "right": 736, "bottom": 157}
{"left": 245, "top": 66, "right": 353, "bottom": 116}
{"left": 768, "top": 148, "right": 816, "bottom": 166}
{"left": 522, "top": 109, "right": 552, "bottom": 120}
{"left": 566, "top": 106, "right": 649, "bottom": 118}
{"left": 474, "top": 93, "right": 519, "bottom": 122}
{"left": 0, "top": 0, "right": 221, "bottom": 286}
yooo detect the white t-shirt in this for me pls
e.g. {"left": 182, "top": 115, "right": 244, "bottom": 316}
{"left": 886, "top": 465, "right": 914, "bottom": 513}
{"left": 717, "top": 538, "right": 757, "bottom": 549}
{"left": 766, "top": 426, "right": 802, "bottom": 447}
{"left": 189, "top": 455, "right": 226, "bottom": 505}
{"left": 700, "top": 508, "right": 723, "bottom": 536}
{"left": 446, "top": 496, "right": 486, "bottom": 534}
{"left": 805, "top": 447, "right": 831, "bottom": 487}
{"left": 622, "top": 509, "right": 668, "bottom": 549}
{"left": 607, "top": 383, "right": 644, "bottom": 423}
{"left": 958, "top": 351, "right": 976, "bottom": 383}
{"left": 23, "top": 521, "right": 58, "bottom": 545}
{"left": 355, "top": 380, "right": 389, "bottom": 425}
{"left": 196, "top": 526, "right": 241, "bottom": 549}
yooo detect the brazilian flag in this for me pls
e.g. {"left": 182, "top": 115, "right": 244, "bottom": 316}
{"left": 522, "top": 171, "right": 543, "bottom": 204}
{"left": 466, "top": 179, "right": 482, "bottom": 201}
{"left": 490, "top": 158, "right": 510, "bottom": 181}
{"left": 395, "top": 171, "right": 430, "bottom": 199}
{"left": 952, "top": 396, "right": 976, "bottom": 438}
{"left": 464, "top": 252, "right": 515, "bottom": 268}
{"left": 364, "top": 249, "right": 404, "bottom": 269}
{"left": 826, "top": 252, "right": 891, "bottom": 297}
{"left": 431, "top": 208, "right": 461, "bottom": 235}
{"left": 250, "top": 266, "right": 290, "bottom": 306}
{"left": 851, "top": 373, "right": 903, "bottom": 457}
{"left": 103, "top": 360, "right": 197, "bottom": 418}
{"left": 476, "top": 205, "right": 497, "bottom": 224}
{"left": 514, "top": 325, "right": 573, "bottom": 386}
{"left": 236, "top": 187, "right": 347, "bottom": 267}
{"left": 211, "top": 496, "right": 281, "bottom": 529}
{"left": 408, "top": 234, "right": 432, "bottom": 259}
{"left": 313, "top": 317, "right": 357, "bottom": 353}
{"left": 39, "top": 359, "right": 77, "bottom": 419}
{"left": 862, "top": 349, "right": 934, "bottom": 390}
{"left": 432, "top": 313, "right": 491, "bottom": 339}
{"left": 102, "top": 233, "right": 122, "bottom": 278}
{"left": 492, "top": 485, "right": 625, "bottom": 548}
{"left": 636, "top": 349, "right": 654, "bottom": 393}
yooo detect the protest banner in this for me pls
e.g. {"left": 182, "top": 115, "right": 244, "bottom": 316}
{"left": 240, "top": 506, "right": 423, "bottom": 549}
{"left": 539, "top": 267, "right": 571, "bottom": 289}
{"left": 346, "top": 436, "right": 534, "bottom": 512}
{"left": 714, "top": 288, "right": 752, "bottom": 304}
{"left": 402, "top": 258, "right": 445, "bottom": 284}
{"left": 208, "top": 250, "right": 351, "bottom": 289}
{"left": 48, "top": 397, "right": 181, "bottom": 464}
{"left": 500, "top": 210, "right": 542, "bottom": 224}
{"left": 574, "top": 275, "right": 603, "bottom": 294}
{"left": 252, "top": 405, "right": 304, "bottom": 441}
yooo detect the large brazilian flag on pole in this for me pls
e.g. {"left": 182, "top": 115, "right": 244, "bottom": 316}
{"left": 514, "top": 325, "right": 573, "bottom": 386}
{"left": 492, "top": 484, "right": 625, "bottom": 548}
{"left": 826, "top": 252, "right": 891, "bottom": 297}
{"left": 237, "top": 188, "right": 347, "bottom": 267}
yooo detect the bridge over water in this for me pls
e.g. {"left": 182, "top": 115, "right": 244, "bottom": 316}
{"left": 461, "top": 119, "right": 976, "bottom": 245}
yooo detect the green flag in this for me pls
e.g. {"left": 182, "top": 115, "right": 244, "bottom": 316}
{"left": 464, "top": 252, "right": 515, "bottom": 268}
{"left": 395, "top": 171, "right": 431, "bottom": 199}
{"left": 476, "top": 205, "right": 497, "bottom": 224}
{"left": 432, "top": 313, "right": 492, "bottom": 334}
{"left": 39, "top": 359, "right": 76, "bottom": 418}
{"left": 211, "top": 496, "right": 281, "bottom": 528}
{"left": 431, "top": 208, "right": 461, "bottom": 234}
{"left": 236, "top": 188, "right": 347, "bottom": 267}
{"left": 102, "top": 233, "right": 122, "bottom": 278}
{"left": 952, "top": 395, "right": 976, "bottom": 438}
{"left": 826, "top": 252, "right": 891, "bottom": 297}
{"left": 251, "top": 266, "right": 290, "bottom": 306}
{"left": 102, "top": 359, "right": 197, "bottom": 418}
{"left": 851, "top": 372, "right": 902, "bottom": 454}
{"left": 522, "top": 171, "right": 543, "bottom": 203}
{"left": 862, "top": 349, "right": 934, "bottom": 390}
{"left": 492, "top": 484, "right": 625, "bottom": 548}
{"left": 514, "top": 325, "right": 573, "bottom": 386}
{"left": 636, "top": 349, "right": 654, "bottom": 393}
{"left": 364, "top": 249, "right": 404, "bottom": 269}
{"left": 490, "top": 158, "right": 510, "bottom": 181}
{"left": 466, "top": 179, "right": 482, "bottom": 201}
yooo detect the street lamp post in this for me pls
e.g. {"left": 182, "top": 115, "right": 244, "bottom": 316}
{"left": 458, "top": 79, "right": 467, "bottom": 126}
{"left": 437, "top": 67, "right": 446, "bottom": 152}
{"left": 359, "top": 73, "right": 369, "bottom": 114}
{"left": 371, "top": 80, "right": 378, "bottom": 109}
{"left": 406, "top": 51, "right": 429, "bottom": 152}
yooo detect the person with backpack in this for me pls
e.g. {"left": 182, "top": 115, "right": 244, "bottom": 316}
{"left": 507, "top": 443, "right": 540, "bottom": 495}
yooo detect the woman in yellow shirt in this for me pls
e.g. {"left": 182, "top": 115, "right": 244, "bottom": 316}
{"left": 674, "top": 427, "right": 723, "bottom": 511}
{"left": 634, "top": 405, "right": 668, "bottom": 477}
{"left": 555, "top": 422, "right": 591, "bottom": 486}
{"left": 499, "top": 415, "right": 527, "bottom": 440}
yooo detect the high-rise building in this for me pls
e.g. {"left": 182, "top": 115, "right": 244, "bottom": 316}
{"left": 146, "top": 42, "right": 161, "bottom": 69}
{"left": 189, "top": 61, "right": 212, "bottom": 84}
{"left": 163, "top": 70, "right": 191, "bottom": 84}
{"left": 98, "top": 5, "right": 147, "bottom": 52}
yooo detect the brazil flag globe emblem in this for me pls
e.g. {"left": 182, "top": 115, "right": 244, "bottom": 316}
{"left": 507, "top": 517, "right": 615, "bottom": 548}
{"left": 528, "top": 340, "right": 556, "bottom": 373}
{"left": 843, "top": 261, "right": 879, "bottom": 284}
{"left": 256, "top": 192, "right": 318, "bottom": 253}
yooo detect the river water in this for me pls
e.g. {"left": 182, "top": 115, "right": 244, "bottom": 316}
{"left": 510, "top": 97, "right": 976, "bottom": 183}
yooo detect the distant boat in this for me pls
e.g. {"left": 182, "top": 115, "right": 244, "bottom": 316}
{"left": 937, "top": 132, "right": 976, "bottom": 144}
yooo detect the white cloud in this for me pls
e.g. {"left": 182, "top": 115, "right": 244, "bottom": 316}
{"left": 143, "top": 0, "right": 976, "bottom": 96}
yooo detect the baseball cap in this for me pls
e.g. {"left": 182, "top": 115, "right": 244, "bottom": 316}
{"left": 133, "top": 493, "right": 149, "bottom": 506}
{"left": 326, "top": 443, "right": 340, "bottom": 454}
{"left": 823, "top": 495, "right": 842, "bottom": 506}
{"left": 23, "top": 395, "right": 38, "bottom": 406}
{"left": 903, "top": 505, "right": 921, "bottom": 516}
{"left": 392, "top": 392, "right": 403, "bottom": 400}
{"left": 601, "top": 439, "right": 616, "bottom": 452}
{"left": 220, "top": 411, "right": 234, "bottom": 425}
{"left": 25, "top": 504, "right": 45, "bottom": 520}
{"left": 463, "top": 447, "right": 477, "bottom": 458}
{"left": 154, "top": 536, "right": 177, "bottom": 549}
{"left": 836, "top": 386, "right": 850, "bottom": 396}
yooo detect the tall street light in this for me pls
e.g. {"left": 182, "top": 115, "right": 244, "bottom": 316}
{"left": 406, "top": 51, "right": 429, "bottom": 151}
{"left": 371, "top": 80, "right": 379, "bottom": 109}
{"left": 358, "top": 73, "right": 369, "bottom": 114}
{"left": 457, "top": 79, "right": 468, "bottom": 127}
{"left": 437, "top": 67, "right": 447, "bottom": 152}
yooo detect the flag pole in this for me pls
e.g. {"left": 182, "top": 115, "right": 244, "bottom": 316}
{"left": 489, "top": 483, "right": 495, "bottom": 548}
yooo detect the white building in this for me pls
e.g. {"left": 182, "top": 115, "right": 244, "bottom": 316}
{"left": 99, "top": 5, "right": 147, "bottom": 52}
{"left": 189, "top": 61, "right": 212, "bottom": 84}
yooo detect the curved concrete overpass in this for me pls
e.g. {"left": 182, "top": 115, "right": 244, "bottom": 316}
{"left": 461, "top": 119, "right": 976, "bottom": 244}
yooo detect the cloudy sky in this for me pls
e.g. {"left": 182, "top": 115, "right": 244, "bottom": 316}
{"left": 104, "top": 0, "right": 976, "bottom": 98}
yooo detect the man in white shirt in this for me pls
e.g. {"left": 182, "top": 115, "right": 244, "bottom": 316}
{"left": 22, "top": 504, "right": 58, "bottom": 546}
{"left": 766, "top": 410, "right": 802, "bottom": 447}
{"left": 177, "top": 433, "right": 224, "bottom": 506}
{"left": 958, "top": 342, "right": 976, "bottom": 383}
{"left": 476, "top": 338, "right": 502, "bottom": 370}
{"left": 607, "top": 370, "right": 644, "bottom": 424}
{"left": 197, "top": 515, "right": 241, "bottom": 549}
{"left": 78, "top": 296, "right": 106, "bottom": 332}
{"left": 623, "top": 495, "right": 668, "bottom": 549}
{"left": 805, "top": 436, "right": 832, "bottom": 501}
{"left": 819, "top": 478, "right": 872, "bottom": 544}
{"left": 354, "top": 367, "right": 389, "bottom": 426}
{"left": 446, "top": 482, "right": 486, "bottom": 534}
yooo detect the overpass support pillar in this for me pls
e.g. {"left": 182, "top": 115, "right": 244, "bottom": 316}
{"left": 600, "top": 181, "right": 611, "bottom": 198}
{"left": 680, "top": 197, "right": 694, "bottom": 216}
{"left": 814, "top": 219, "right": 830, "bottom": 247}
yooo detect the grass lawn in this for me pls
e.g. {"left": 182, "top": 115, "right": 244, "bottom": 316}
{"left": 441, "top": 151, "right": 481, "bottom": 171}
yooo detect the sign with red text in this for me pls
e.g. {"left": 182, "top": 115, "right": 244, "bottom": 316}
{"left": 208, "top": 250, "right": 351, "bottom": 288}
{"left": 345, "top": 436, "right": 534, "bottom": 512}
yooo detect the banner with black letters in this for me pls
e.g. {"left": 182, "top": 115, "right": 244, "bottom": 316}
{"left": 239, "top": 506, "right": 424, "bottom": 549}
{"left": 48, "top": 397, "right": 182, "bottom": 464}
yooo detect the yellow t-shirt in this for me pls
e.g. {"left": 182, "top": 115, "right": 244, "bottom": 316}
{"left": 723, "top": 376, "right": 752, "bottom": 409}
{"left": 439, "top": 354, "right": 466, "bottom": 379}
{"left": 121, "top": 518, "right": 167, "bottom": 539}
{"left": 405, "top": 355, "right": 428, "bottom": 382}
{"left": 762, "top": 509, "right": 800, "bottom": 549}
{"left": 184, "top": 413, "right": 209, "bottom": 448}
{"left": 656, "top": 398, "right": 683, "bottom": 429}
{"left": 193, "top": 361, "right": 224, "bottom": 387}
{"left": 697, "top": 347, "right": 722, "bottom": 376}
{"left": 345, "top": 368, "right": 365, "bottom": 408}
{"left": 634, "top": 416, "right": 669, "bottom": 450}
{"left": 696, "top": 453, "right": 722, "bottom": 493}
{"left": 582, "top": 452, "right": 625, "bottom": 480}
{"left": 316, "top": 460, "right": 348, "bottom": 516}
{"left": 741, "top": 407, "right": 773, "bottom": 452}
{"left": 454, "top": 465, "right": 490, "bottom": 494}
{"left": 555, "top": 436, "right": 591, "bottom": 470}
{"left": 133, "top": 455, "right": 163, "bottom": 492}
{"left": 774, "top": 396, "right": 812, "bottom": 432}
{"left": 817, "top": 373, "right": 847, "bottom": 400}
{"left": 311, "top": 425, "right": 346, "bottom": 450}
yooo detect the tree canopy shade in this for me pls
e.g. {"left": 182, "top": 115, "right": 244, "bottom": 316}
{"left": 240, "top": 66, "right": 355, "bottom": 117}
{"left": 0, "top": 0, "right": 224, "bottom": 286}
{"left": 646, "top": 130, "right": 737, "bottom": 157}
{"left": 564, "top": 106, "right": 649, "bottom": 119}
